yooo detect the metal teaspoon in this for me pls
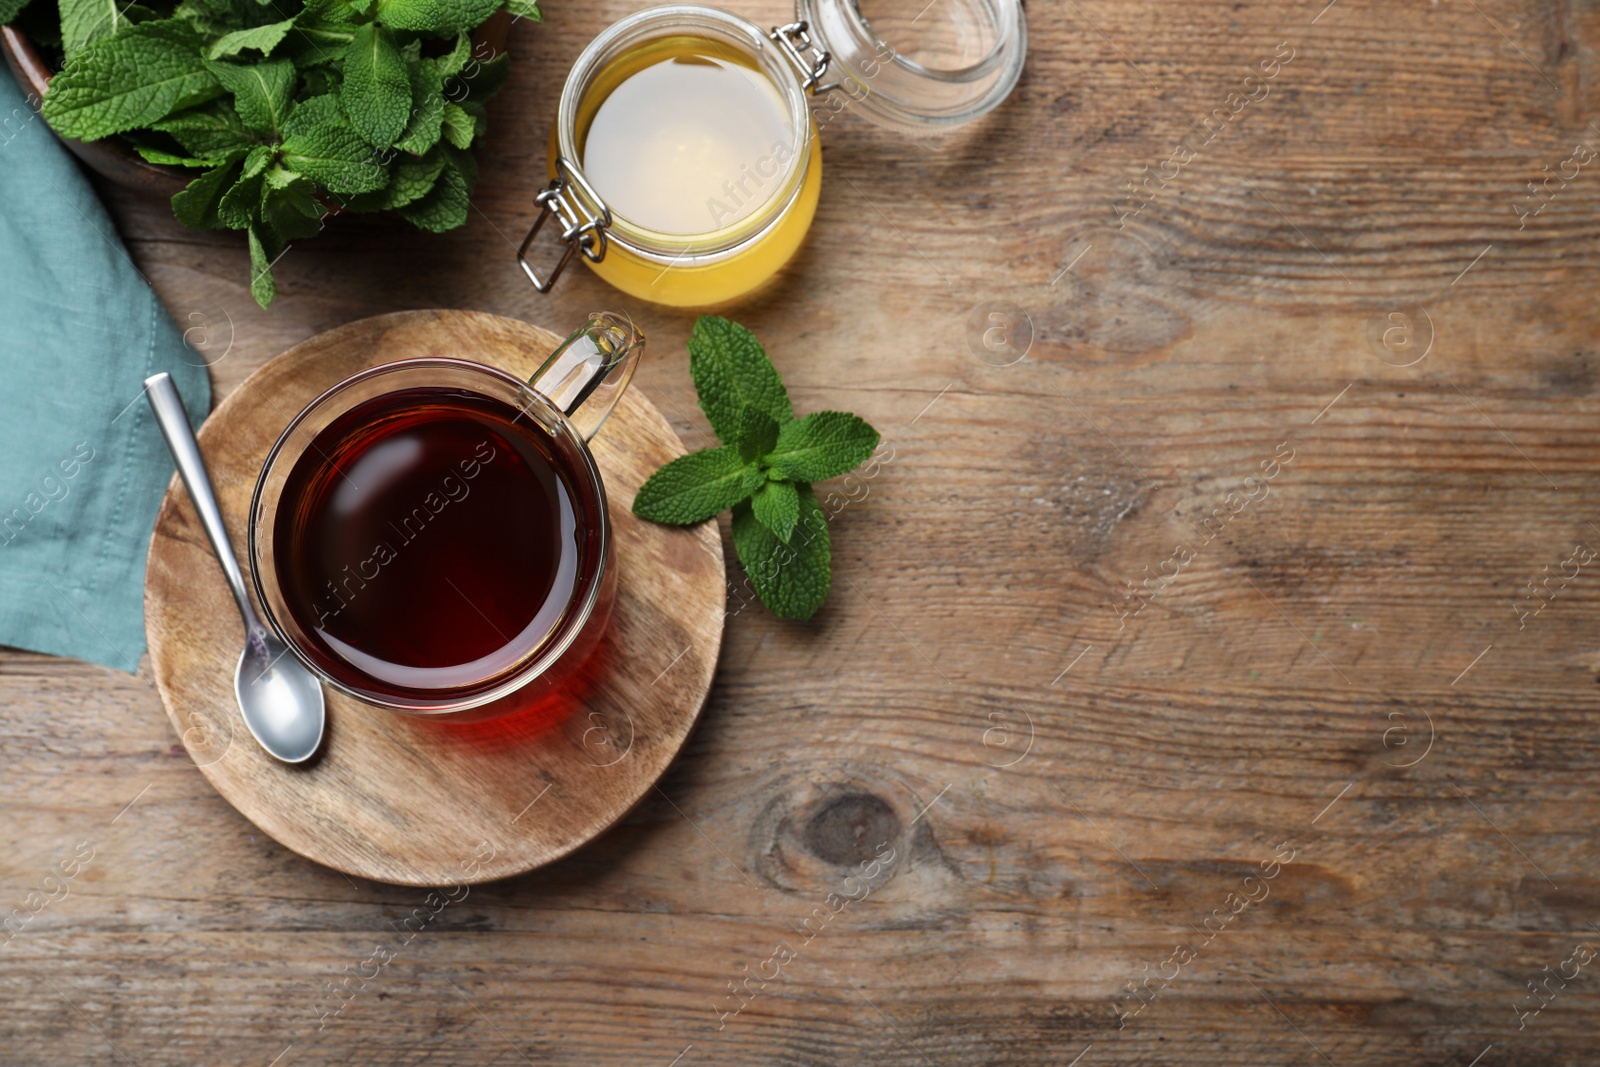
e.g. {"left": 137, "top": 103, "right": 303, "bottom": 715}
{"left": 145, "top": 373, "right": 325, "bottom": 764}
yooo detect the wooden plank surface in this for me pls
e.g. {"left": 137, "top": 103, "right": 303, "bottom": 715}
{"left": 5, "top": 0, "right": 1600, "bottom": 1063}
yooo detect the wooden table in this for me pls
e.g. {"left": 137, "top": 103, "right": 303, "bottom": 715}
{"left": 6, "top": 0, "right": 1600, "bottom": 1063}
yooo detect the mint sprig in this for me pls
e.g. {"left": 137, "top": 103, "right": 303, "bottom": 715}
{"left": 633, "top": 317, "right": 881, "bottom": 621}
{"left": 28, "top": 0, "right": 535, "bottom": 308}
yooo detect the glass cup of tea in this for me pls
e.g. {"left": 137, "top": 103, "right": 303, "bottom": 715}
{"left": 247, "top": 314, "right": 643, "bottom": 718}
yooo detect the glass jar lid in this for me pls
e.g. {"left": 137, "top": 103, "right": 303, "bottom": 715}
{"left": 791, "top": 0, "right": 1026, "bottom": 134}
{"left": 516, "top": 0, "right": 1026, "bottom": 294}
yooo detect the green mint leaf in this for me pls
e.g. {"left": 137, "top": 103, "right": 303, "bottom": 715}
{"left": 456, "top": 98, "right": 486, "bottom": 135}
{"left": 457, "top": 49, "right": 507, "bottom": 103}
{"left": 239, "top": 141, "right": 273, "bottom": 176}
{"left": 764, "top": 411, "right": 881, "bottom": 483}
{"left": 185, "top": 0, "right": 254, "bottom": 17}
{"left": 206, "top": 57, "right": 294, "bottom": 137}
{"left": 502, "top": 0, "right": 540, "bottom": 21}
{"left": 439, "top": 100, "right": 473, "bottom": 148}
{"left": 383, "top": 149, "right": 447, "bottom": 208}
{"left": 345, "top": 146, "right": 445, "bottom": 211}
{"left": 374, "top": 0, "right": 498, "bottom": 35}
{"left": 631, "top": 444, "right": 762, "bottom": 526}
{"left": 170, "top": 151, "right": 246, "bottom": 229}
{"left": 300, "top": 0, "right": 360, "bottom": 23}
{"left": 280, "top": 94, "right": 388, "bottom": 194}
{"left": 732, "top": 484, "right": 830, "bottom": 620}
{"left": 216, "top": 162, "right": 266, "bottom": 228}
{"left": 395, "top": 151, "right": 467, "bottom": 231}
{"left": 0, "top": 0, "right": 33, "bottom": 26}
{"left": 247, "top": 223, "right": 276, "bottom": 307}
{"left": 735, "top": 406, "right": 780, "bottom": 464}
{"left": 260, "top": 167, "right": 324, "bottom": 244}
{"left": 687, "top": 316, "right": 794, "bottom": 445}
{"left": 132, "top": 142, "right": 211, "bottom": 166}
{"left": 59, "top": 0, "right": 127, "bottom": 58}
{"left": 751, "top": 479, "right": 799, "bottom": 543}
{"left": 393, "top": 53, "right": 443, "bottom": 154}
{"left": 215, "top": 145, "right": 274, "bottom": 231}
{"left": 339, "top": 23, "right": 409, "bottom": 149}
{"left": 170, "top": 0, "right": 270, "bottom": 36}
{"left": 41, "top": 20, "right": 221, "bottom": 141}
{"left": 152, "top": 102, "right": 255, "bottom": 158}
{"left": 169, "top": 0, "right": 225, "bottom": 37}
{"left": 284, "top": 15, "right": 357, "bottom": 59}
{"left": 341, "top": 22, "right": 409, "bottom": 147}
{"left": 206, "top": 16, "right": 294, "bottom": 59}
{"left": 435, "top": 31, "right": 471, "bottom": 76}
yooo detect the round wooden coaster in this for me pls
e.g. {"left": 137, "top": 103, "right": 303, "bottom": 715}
{"left": 144, "top": 310, "right": 725, "bottom": 886}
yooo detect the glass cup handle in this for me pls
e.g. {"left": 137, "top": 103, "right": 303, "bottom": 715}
{"left": 528, "top": 312, "right": 644, "bottom": 441}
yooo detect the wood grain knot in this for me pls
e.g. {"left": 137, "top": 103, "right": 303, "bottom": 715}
{"left": 748, "top": 766, "right": 928, "bottom": 894}
{"left": 802, "top": 792, "right": 903, "bottom": 868}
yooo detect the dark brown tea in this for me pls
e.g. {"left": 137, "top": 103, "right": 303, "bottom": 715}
{"left": 273, "top": 386, "right": 604, "bottom": 702}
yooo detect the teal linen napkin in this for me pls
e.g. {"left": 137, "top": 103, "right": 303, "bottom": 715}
{"left": 0, "top": 66, "right": 210, "bottom": 672}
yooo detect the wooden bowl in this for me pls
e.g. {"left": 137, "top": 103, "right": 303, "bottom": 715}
{"left": 0, "top": 12, "right": 511, "bottom": 201}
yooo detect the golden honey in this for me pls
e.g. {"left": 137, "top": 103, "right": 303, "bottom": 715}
{"left": 546, "top": 12, "right": 821, "bottom": 308}
{"left": 575, "top": 138, "right": 819, "bottom": 308}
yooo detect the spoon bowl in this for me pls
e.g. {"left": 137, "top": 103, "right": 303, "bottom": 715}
{"left": 236, "top": 626, "right": 325, "bottom": 764}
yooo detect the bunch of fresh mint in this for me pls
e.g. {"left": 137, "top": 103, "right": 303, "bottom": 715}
{"left": 8, "top": 0, "right": 536, "bottom": 306}
{"left": 633, "top": 317, "right": 881, "bottom": 621}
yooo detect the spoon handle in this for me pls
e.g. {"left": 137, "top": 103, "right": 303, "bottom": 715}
{"left": 144, "top": 373, "right": 258, "bottom": 628}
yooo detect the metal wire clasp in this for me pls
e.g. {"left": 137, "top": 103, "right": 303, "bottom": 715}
{"left": 770, "top": 21, "right": 832, "bottom": 93}
{"left": 517, "top": 157, "right": 613, "bottom": 294}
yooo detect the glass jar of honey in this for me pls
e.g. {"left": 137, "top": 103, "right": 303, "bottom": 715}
{"left": 518, "top": 0, "right": 1026, "bottom": 307}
